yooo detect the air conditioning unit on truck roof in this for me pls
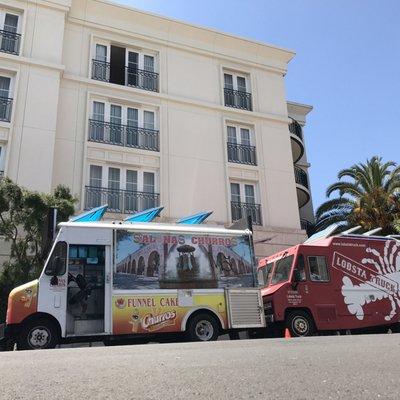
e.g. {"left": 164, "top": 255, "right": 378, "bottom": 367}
{"left": 0, "top": 206, "right": 265, "bottom": 350}
{"left": 257, "top": 223, "right": 400, "bottom": 338}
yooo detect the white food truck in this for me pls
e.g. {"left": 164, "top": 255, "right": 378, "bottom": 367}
{"left": 0, "top": 208, "right": 265, "bottom": 350}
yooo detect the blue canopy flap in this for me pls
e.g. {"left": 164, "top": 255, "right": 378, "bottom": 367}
{"left": 70, "top": 205, "right": 108, "bottom": 222}
{"left": 177, "top": 211, "right": 213, "bottom": 225}
{"left": 124, "top": 206, "right": 164, "bottom": 223}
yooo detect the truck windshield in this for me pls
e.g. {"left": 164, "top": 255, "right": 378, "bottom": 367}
{"left": 258, "top": 262, "right": 274, "bottom": 287}
{"left": 270, "top": 255, "right": 294, "bottom": 285}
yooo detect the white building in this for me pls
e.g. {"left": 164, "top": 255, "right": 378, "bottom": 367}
{"left": 0, "top": 0, "right": 314, "bottom": 258}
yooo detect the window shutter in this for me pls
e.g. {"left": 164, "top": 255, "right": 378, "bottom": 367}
{"left": 143, "top": 172, "right": 155, "bottom": 193}
{"left": 89, "top": 166, "right": 102, "bottom": 187}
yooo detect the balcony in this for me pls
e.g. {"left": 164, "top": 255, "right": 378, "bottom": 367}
{"left": 294, "top": 166, "right": 310, "bottom": 208}
{"left": 0, "top": 30, "right": 21, "bottom": 55}
{"left": 231, "top": 201, "right": 262, "bottom": 225}
{"left": 88, "top": 119, "right": 159, "bottom": 152}
{"left": 91, "top": 59, "right": 159, "bottom": 92}
{"left": 289, "top": 118, "right": 304, "bottom": 163}
{"left": 227, "top": 142, "right": 257, "bottom": 165}
{"left": 224, "top": 88, "right": 252, "bottom": 111}
{"left": 85, "top": 186, "right": 160, "bottom": 214}
{"left": 0, "top": 97, "right": 13, "bottom": 122}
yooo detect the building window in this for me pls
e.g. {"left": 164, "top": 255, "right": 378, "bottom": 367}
{"left": 0, "top": 76, "right": 13, "bottom": 122}
{"left": 224, "top": 71, "right": 252, "bottom": 111}
{"left": 85, "top": 165, "right": 159, "bottom": 214}
{"left": 91, "top": 43, "right": 159, "bottom": 92}
{"left": 0, "top": 11, "right": 21, "bottom": 55}
{"left": 88, "top": 101, "right": 159, "bottom": 151}
{"left": 230, "top": 181, "right": 261, "bottom": 225}
{"left": 227, "top": 124, "right": 257, "bottom": 165}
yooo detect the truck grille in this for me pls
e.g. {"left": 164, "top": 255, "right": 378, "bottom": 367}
{"left": 226, "top": 288, "right": 265, "bottom": 329}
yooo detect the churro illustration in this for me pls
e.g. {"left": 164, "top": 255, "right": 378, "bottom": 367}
{"left": 129, "top": 309, "right": 141, "bottom": 333}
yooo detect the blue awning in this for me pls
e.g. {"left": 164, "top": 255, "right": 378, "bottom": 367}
{"left": 70, "top": 205, "right": 108, "bottom": 222}
{"left": 177, "top": 211, "right": 213, "bottom": 225}
{"left": 124, "top": 206, "right": 164, "bottom": 223}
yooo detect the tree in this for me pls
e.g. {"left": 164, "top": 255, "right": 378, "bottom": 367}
{"left": 0, "top": 179, "right": 76, "bottom": 321}
{"left": 315, "top": 156, "right": 400, "bottom": 235}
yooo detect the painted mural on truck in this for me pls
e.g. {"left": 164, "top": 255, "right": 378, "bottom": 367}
{"left": 112, "top": 292, "right": 227, "bottom": 335}
{"left": 114, "top": 230, "right": 254, "bottom": 290}
{"left": 333, "top": 240, "right": 400, "bottom": 322}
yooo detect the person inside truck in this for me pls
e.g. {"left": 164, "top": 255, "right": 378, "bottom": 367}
{"left": 309, "top": 257, "right": 325, "bottom": 281}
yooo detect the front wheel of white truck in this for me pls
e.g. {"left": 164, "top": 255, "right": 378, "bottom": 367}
{"left": 187, "top": 313, "right": 219, "bottom": 342}
{"left": 18, "top": 318, "right": 59, "bottom": 350}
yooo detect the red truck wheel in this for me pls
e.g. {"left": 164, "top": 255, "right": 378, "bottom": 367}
{"left": 286, "top": 310, "right": 316, "bottom": 337}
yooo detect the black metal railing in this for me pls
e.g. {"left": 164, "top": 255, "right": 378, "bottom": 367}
{"left": 91, "top": 59, "right": 159, "bottom": 92}
{"left": 227, "top": 142, "right": 257, "bottom": 165}
{"left": 289, "top": 119, "right": 303, "bottom": 141}
{"left": 0, "top": 97, "right": 13, "bottom": 122}
{"left": 300, "top": 219, "right": 312, "bottom": 231}
{"left": 224, "top": 88, "right": 252, "bottom": 111}
{"left": 294, "top": 166, "right": 309, "bottom": 189}
{"left": 0, "top": 30, "right": 21, "bottom": 55}
{"left": 231, "top": 201, "right": 262, "bottom": 225}
{"left": 85, "top": 186, "right": 160, "bottom": 214}
{"left": 88, "top": 119, "right": 159, "bottom": 151}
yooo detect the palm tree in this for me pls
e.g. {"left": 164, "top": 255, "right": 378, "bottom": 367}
{"left": 315, "top": 156, "right": 400, "bottom": 235}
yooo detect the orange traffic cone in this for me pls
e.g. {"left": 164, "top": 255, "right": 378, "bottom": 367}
{"left": 284, "top": 328, "right": 291, "bottom": 339}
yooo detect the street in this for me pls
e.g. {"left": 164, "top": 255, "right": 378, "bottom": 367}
{"left": 0, "top": 334, "right": 399, "bottom": 399}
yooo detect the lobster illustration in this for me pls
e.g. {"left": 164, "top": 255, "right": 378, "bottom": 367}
{"left": 341, "top": 240, "right": 400, "bottom": 321}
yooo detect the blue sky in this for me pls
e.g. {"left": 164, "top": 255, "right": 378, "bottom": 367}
{"left": 116, "top": 0, "right": 400, "bottom": 209}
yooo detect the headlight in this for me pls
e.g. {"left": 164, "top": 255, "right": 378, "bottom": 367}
{"left": 264, "top": 301, "right": 273, "bottom": 310}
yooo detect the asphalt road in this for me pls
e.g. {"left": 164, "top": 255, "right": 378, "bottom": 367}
{"left": 0, "top": 334, "right": 399, "bottom": 400}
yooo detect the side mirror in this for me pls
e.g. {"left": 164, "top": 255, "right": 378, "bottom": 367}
{"left": 54, "top": 256, "right": 64, "bottom": 276}
{"left": 291, "top": 268, "right": 301, "bottom": 289}
{"left": 292, "top": 269, "right": 301, "bottom": 282}
{"left": 50, "top": 275, "right": 59, "bottom": 286}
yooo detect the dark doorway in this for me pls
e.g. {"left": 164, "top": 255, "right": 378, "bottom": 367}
{"left": 110, "top": 46, "right": 126, "bottom": 86}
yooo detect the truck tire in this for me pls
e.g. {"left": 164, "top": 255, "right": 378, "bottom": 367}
{"left": 18, "top": 318, "right": 59, "bottom": 350}
{"left": 286, "top": 310, "right": 315, "bottom": 337}
{"left": 187, "top": 313, "right": 219, "bottom": 342}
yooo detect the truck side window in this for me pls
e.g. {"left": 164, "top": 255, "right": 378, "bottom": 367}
{"left": 45, "top": 241, "right": 67, "bottom": 276}
{"left": 296, "top": 254, "right": 306, "bottom": 281}
{"left": 308, "top": 256, "right": 329, "bottom": 282}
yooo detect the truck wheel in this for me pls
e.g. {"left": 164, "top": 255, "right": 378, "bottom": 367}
{"left": 18, "top": 318, "right": 59, "bottom": 350}
{"left": 286, "top": 310, "right": 315, "bottom": 337}
{"left": 187, "top": 313, "right": 219, "bottom": 342}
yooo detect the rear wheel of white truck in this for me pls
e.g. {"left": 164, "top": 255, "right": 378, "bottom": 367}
{"left": 187, "top": 313, "right": 219, "bottom": 342}
{"left": 18, "top": 318, "right": 59, "bottom": 350}
{"left": 286, "top": 310, "right": 316, "bottom": 337}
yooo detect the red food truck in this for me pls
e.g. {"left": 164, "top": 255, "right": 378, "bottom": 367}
{"left": 257, "top": 225, "right": 400, "bottom": 337}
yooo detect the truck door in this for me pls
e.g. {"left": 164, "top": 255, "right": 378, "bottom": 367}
{"left": 289, "top": 254, "right": 308, "bottom": 306}
{"left": 66, "top": 244, "right": 107, "bottom": 336}
{"left": 305, "top": 255, "right": 337, "bottom": 330}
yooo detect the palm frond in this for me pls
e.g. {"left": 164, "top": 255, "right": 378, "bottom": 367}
{"left": 315, "top": 197, "right": 355, "bottom": 219}
{"left": 326, "top": 182, "right": 363, "bottom": 198}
